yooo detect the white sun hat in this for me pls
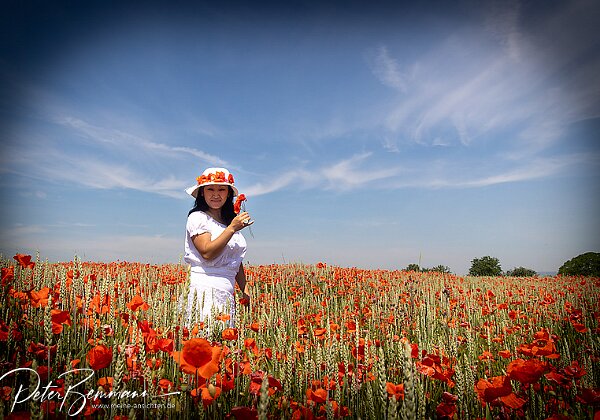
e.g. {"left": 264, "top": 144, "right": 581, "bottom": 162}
{"left": 185, "top": 167, "right": 239, "bottom": 198}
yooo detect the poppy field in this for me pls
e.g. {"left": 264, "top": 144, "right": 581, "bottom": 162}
{"left": 1, "top": 254, "right": 599, "bottom": 419}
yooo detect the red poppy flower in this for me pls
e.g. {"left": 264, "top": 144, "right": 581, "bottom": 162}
{"left": 37, "top": 365, "right": 51, "bottom": 382}
{"left": 564, "top": 360, "right": 586, "bottom": 379}
{"left": 86, "top": 344, "right": 113, "bottom": 370}
{"left": 313, "top": 328, "right": 327, "bottom": 339}
{"left": 306, "top": 387, "right": 328, "bottom": 404}
{"left": 50, "top": 309, "right": 72, "bottom": 334}
{"left": 233, "top": 194, "right": 247, "bottom": 214}
{"left": 1, "top": 386, "right": 12, "bottom": 401}
{"left": 172, "top": 338, "right": 221, "bottom": 378}
{"left": 576, "top": 387, "right": 600, "bottom": 405}
{"left": 229, "top": 406, "right": 258, "bottom": 420}
{"left": 14, "top": 254, "right": 35, "bottom": 269}
{"left": 158, "top": 338, "right": 174, "bottom": 353}
{"left": 0, "top": 321, "right": 8, "bottom": 342}
{"left": 158, "top": 379, "right": 174, "bottom": 394}
{"left": 249, "top": 371, "right": 283, "bottom": 396}
{"left": 126, "top": 295, "right": 150, "bottom": 311}
{"left": 499, "top": 392, "right": 527, "bottom": 409}
{"left": 97, "top": 377, "right": 113, "bottom": 391}
{"left": 216, "top": 373, "right": 235, "bottom": 392}
{"left": 386, "top": 382, "right": 405, "bottom": 400}
{"left": 545, "top": 371, "right": 571, "bottom": 387}
{"left": 29, "top": 287, "right": 51, "bottom": 308}
{"left": 222, "top": 328, "right": 239, "bottom": 341}
{"left": 571, "top": 321, "right": 588, "bottom": 333}
{"left": 215, "top": 314, "right": 231, "bottom": 322}
{"left": 1, "top": 266, "right": 15, "bottom": 286}
{"left": 191, "top": 383, "right": 222, "bottom": 407}
{"left": 436, "top": 392, "right": 458, "bottom": 418}
{"left": 507, "top": 358, "right": 546, "bottom": 384}
{"left": 475, "top": 375, "right": 512, "bottom": 404}
{"left": 28, "top": 342, "right": 57, "bottom": 360}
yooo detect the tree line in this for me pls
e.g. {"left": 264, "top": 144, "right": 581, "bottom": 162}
{"left": 403, "top": 252, "right": 600, "bottom": 277}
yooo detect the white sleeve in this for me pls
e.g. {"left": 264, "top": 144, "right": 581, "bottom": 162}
{"left": 187, "top": 212, "right": 210, "bottom": 237}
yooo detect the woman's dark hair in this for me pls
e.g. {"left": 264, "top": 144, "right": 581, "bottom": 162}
{"left": 188, "top": 186, "right": 236, "bottom": 225}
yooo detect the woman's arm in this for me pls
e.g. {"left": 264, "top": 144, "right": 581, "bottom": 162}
{"left": 192, "top": 212, "right": 250, "bottom": 260}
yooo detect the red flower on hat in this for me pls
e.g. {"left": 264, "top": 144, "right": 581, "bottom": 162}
{"left": 196, "top": 170, "right": 235, "bottom": 186}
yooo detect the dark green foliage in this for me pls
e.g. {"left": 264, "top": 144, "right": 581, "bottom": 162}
{"left": 404, "top": 263, "right": 452, "bottom": 274}
{"left": 405, "top": 263, "right": 421, "bottom": 272}
{"left": 426, "top": 265, "right": 452, "bottom": 274}
{"left": 558, "top": 252, "right": 600, "bottom": 276}
{"left": 468, "top": 256, "right": 502, "bottom": 276}
{"left": 506, "top": 266, "right": 537, "bottom": 277}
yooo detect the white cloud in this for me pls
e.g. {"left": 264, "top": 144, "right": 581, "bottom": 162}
{"left": 373, "top": 0, "right": 600, "bottom": 162}
{"left": 239, "top": 149, "right": 596, "bottom": 197}
{"left": 389, "top": 154, "right": 595, "bottom": 189}
{"left": 5, "top": 142, "right": 189, "bottom": 198}
{"left": 57, "top": 116, "right": 228, "bottom": 165}
{"left": 2, "top": 114, "right": 228, "bottom": 198}
{"left": 244, "top": 153, "right": 401, "bottom": 195}
{"left": 321, "top": 152, "right": 400, "bottom": 190}
{"left": 370, "top": 46, "right": 408, "bottom": 92}
{"left": 244, "top": 170, "right": 308, "bottom": 197}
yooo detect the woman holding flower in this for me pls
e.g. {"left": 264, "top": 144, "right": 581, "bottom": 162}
{"left": 182, "top": 167, "right": 252, "bottom": 327}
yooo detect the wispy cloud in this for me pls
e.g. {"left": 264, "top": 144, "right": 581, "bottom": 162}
{"left": 57, "top": 116, "right": 228, "bottom": 165}
{"left": 371, "top": 0, "right": 600, "bottom": 160}
{"left": 3, "top": 140, "right": 189, "bottom": 198}
{"left": 245, "top": 153, "right": 401, "bottom": 195}
{"left": 243, "top": 147, "right": 597, "bottom": 196}
{"left": 321, "top": 152, "right": 400, "bottom": 190}
{"left": 244, "top": 170, "right": 308, "bottom": 197}
{"left": 1, "top": 113, "right": 231, "bottom": 198}
{"left": 44, "top": 155, "right": 188, "bottom": 198}
{"left": 390, "top": 153, "right": 596, "bottom": 189}
{"left": 369, "top": 46, "right": 409, "bottom": 92}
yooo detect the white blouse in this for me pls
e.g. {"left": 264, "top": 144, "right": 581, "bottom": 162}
{"left": 184, "top": 211, "right": 247, "bottom": 281}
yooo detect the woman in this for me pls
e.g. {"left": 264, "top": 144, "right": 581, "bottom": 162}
{"left": 182, "top": 167, "right": 252, "bottom": 327}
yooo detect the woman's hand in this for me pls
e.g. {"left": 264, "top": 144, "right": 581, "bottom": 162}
{"left": 230, "top": 211, "right": 253, "bottom": 232}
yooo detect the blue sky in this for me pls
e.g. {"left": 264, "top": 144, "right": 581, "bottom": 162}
{"left": 1, "top": 0, "right": 599, "bottom": 274}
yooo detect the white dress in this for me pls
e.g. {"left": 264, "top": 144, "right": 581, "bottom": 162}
{"left": 182, "top": 211, "right": 247, "bottom": 326}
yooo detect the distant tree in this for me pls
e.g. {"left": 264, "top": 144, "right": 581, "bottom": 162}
{"left": 405, "top": 263, "right": 421, "bottom": 272}
{"left": 506, "top": 266, "right": 537, "bottom": 277}
{"left": 428, "top": 265, "right": 452, "bottom": 274}
{"left": 468, "top": 256, "right": 502, "bottom": 276}
{"left": 558, "top": 252, "right": 600, "bottom": 277}
{"left": 404, "top": 263, "right": 452, "bottom": 274}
